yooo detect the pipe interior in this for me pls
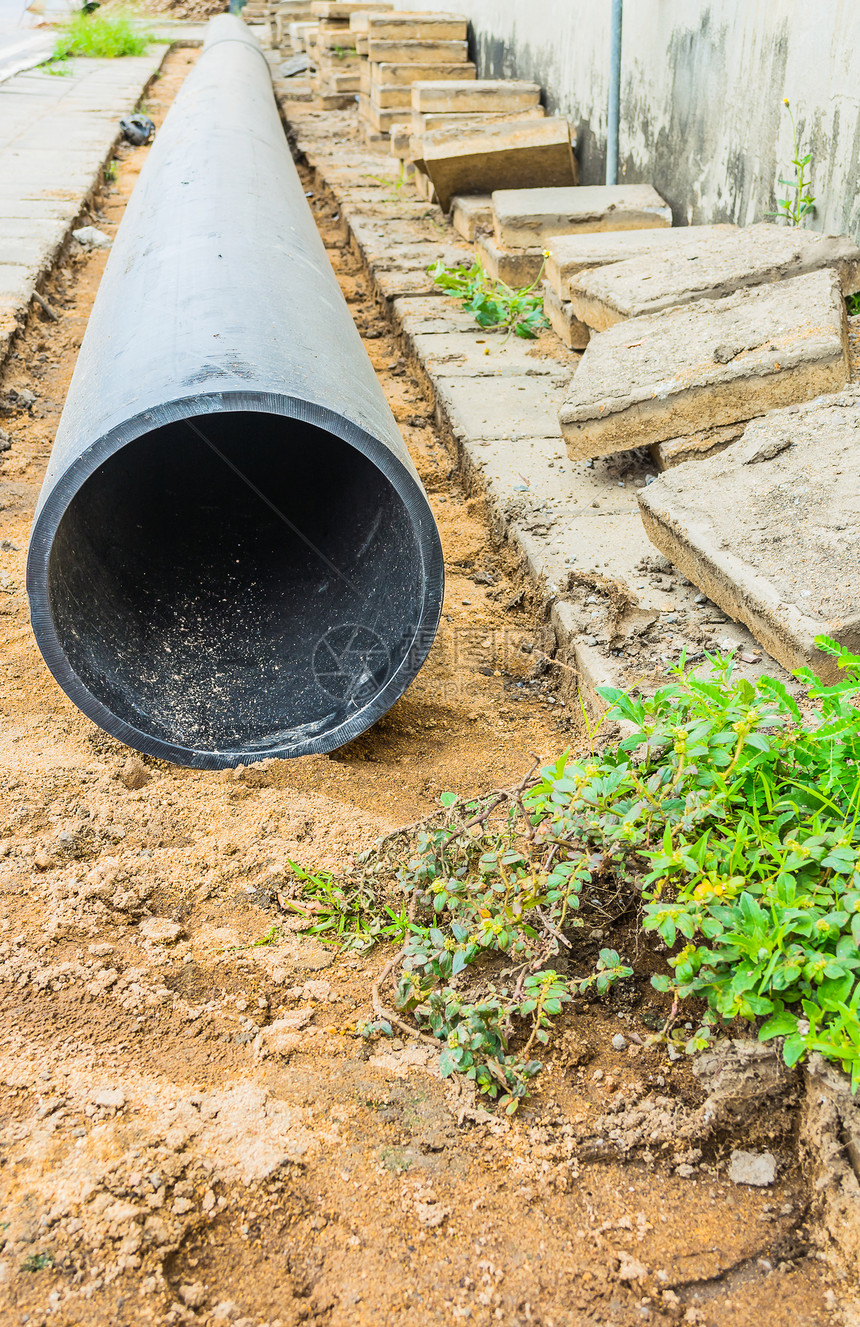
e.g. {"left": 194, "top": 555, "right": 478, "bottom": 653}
{"left": 47, "top": 411, "right": 425, "bottom": 754}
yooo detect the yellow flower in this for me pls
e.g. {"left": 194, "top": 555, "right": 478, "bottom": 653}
{"left": 783, "top": 97, "right": 790, "bottom": 107}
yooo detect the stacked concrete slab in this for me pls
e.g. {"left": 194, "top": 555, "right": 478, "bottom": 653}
{"left": 541, "top": 223, "right": 736, "bottom": 351}
{"left": 477, "top": 184, "right": 672, "bottom": 292}
{"left": 357, "top": 11, "right": 472, "bottom": 137}
{"left": 309, "top": 1, "right": 377, "bottom": 102}
{"left": 271, "top": 0, "right": 314, "bottom": 50}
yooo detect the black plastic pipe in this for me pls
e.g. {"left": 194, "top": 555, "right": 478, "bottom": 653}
{"left": 27, "top": 16, "right": 444, "bottom": 769}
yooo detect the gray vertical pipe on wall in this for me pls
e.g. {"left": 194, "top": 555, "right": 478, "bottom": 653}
{"left": 26, "top": 16, "right": 444, "bottom": 770}
{"left": 605, "top": 0, "right": 622, "bottom": 185}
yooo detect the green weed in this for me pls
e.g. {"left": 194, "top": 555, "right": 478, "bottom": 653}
{"left": 21, "top": 1252, "right": 53, "bottom": 1272}
{"left": 52, "top": 10, "right": 153, "bottom": 61}
{"left": 285, "top": 637, "right": 860, "bottom": 1108}
{"left": 427, "top": 257, "right": 550, "bottom": 341}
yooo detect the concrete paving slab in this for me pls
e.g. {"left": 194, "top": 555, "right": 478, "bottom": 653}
{"left": 542, "top": 281, "right": 590, "bottom": 350}
{"left": 474, "top": 233, "right": 544, "bottom": 286}
{"left": 569, "top": 222, "right": 860, "bottom": 331}
{"left": 373, "top": 61, "right": 474, "bottom": 85}
{"left": 0, "top": 46, "right": 168, "bottom": 366}
{"left": 559, "top": 270, "right": 850, "bottom": 460}
{"left": 366, "top": 14, "right": 468, "bottom": 40}
{"left": 411, "top": 78, "right": 541, "bottom": 114}
{"left": 422, "top": 118, "right": 576, "bottom": 214}
{"left": 407, "top": 328, "right": 577, "bottom": 380}
{"left": 638, "top": 388, "right": 860, "bottom": 680}
{"left": 393, "top": 293, "right": 480, "bottom": 336}
{"left": 367, "top": 39, "right": 469, "bottom": 64}
{"left": 545, "top": 224, "right": 737, "bottom": 297}
{"left": 451, "top": 193, "right": 492, "bottom": 240}
{"left": 434, "top": 371, "right": 569, "bottom": 441}
{"left": 493, "top": 184, "right": 672, "bottom": 248}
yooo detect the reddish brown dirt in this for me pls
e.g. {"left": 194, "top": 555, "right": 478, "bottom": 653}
{"left": 0, "top": 45, "right": 851, "bottom": 1327}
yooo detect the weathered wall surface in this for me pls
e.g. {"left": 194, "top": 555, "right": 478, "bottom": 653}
{"left": 392, "top": 1, "right": 860, "bottom": 238}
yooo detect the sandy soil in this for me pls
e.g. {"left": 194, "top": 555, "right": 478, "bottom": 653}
{"left": 0, "top": 46, "right": 852, "bottom": 1327}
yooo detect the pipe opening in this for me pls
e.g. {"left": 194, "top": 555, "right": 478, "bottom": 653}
{"left": 47, "top": 410, "right": 427, "bottom": 757}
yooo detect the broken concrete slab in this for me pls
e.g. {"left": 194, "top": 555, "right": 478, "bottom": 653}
{"left": 568, "top": 222, "right": 860, "bottom": 331}
{"left": 421, "top": 118, "right": 576, "bottom": 214}
{"left": 474, "top": 233, "right": 544, "bottom": 286}
{"left": 451, "top": 194, "right": 493, "bottom": 240}
{"left": 650, "top": 421, "right": 748, "bottom": 471}
{"left": 559, "top": 269, "right": 849, "bottom": 460}
{"left": 542, "top": 281, "right": 590, "bottom": 350}
{"left": 411, "top": 78, "right": 542, "bottom": 114}
{"left": 638, "top": 388, "right": 860, "bottom": 680}
{"left": 545, "top": 224, "right": 737, "bottom": 298}
{"left": 494, "top": 184, "right": 672, "bottom": 248}
{"left": 367, "top": 39, "right": 469, "bottom": 64}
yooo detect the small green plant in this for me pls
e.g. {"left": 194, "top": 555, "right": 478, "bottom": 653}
{"left": 21, "top": 1252, "right": 53, "bottom": 1272}
{"left": 52, "top": 10, "right": 153, "bottom": 61}
{"left": 768, "top": 97, "right": 815, "bottom": 226}
{"left": 104, "top": 159, "right": 118, "bottom": 184}
{"left": 427, "top": 257, "right": 550, "bottom": 341}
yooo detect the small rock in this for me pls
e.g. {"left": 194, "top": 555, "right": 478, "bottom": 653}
{"left": 72, "top": 225, "right": 112, "bottom": 250}
{"left": 92, "top": 1087, "right": 125, "bottom": 1109}
{"left": 0, "top": 429, "right": 10, "bottom": 452}
{"left": 611, "top": 1034, "right": 628, "bottom": 1052}
{"left": 178, "top": 1281, "right": 205, "bottom": 1307}
{"left": 728, "top": 1149, "right": 777, "bottom": 1187}
{"left": 120, "top": 758, "right": 151, "bottom": 791}
{"left": 139, "top": 916, "right": 183, "bottom": 945}
{"left": 211, "top": 1302, "right": 241, "bottom": 1321}
{"left": 617, "top": 1251, "right": 649, "bottom": 1282}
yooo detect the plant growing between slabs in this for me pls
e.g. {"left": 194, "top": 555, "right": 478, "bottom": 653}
{"left": 768, "top": 97, "right": 815, "bottom": 227}
{"left": 427, "top": 256, "right": 550, "bottom": 341}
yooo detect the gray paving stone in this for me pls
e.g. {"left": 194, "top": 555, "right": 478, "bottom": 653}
{"left": 411, "top": 78, "right": 541, "bottom": 114}
{"left": 559, "top": 270, "right": 850, "bottom": 460}
{"left": 639, "top": 388, "right": 860, "bottom": 680}
{"left": 569, "top": 222, "right": 860, "bottom": 331}
{"left": 408, "top": 328, "right": 576, "bottom": 380}
{"left": 542, "top": 281, "right": 590, "bottom": 350}
{"left": 451, "top": 193, "right": 492, "bottom": 240}
{"left": 474, "top": 233, "right": 544, "bottom": 286}
{"left": 493, "top": 184, "right": 672, "bottom": 248}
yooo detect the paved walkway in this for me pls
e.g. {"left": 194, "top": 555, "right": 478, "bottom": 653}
{"left": 0, "top": 46, "right": 168, "bottom": 364}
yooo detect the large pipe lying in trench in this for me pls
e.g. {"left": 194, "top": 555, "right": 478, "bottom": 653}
{"left": 26, "top": 16, "right": 444, "bottom": 769}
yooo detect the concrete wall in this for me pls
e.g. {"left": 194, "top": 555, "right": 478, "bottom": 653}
{"left": 392, "top": 1, "right": 860, "bottom": 239}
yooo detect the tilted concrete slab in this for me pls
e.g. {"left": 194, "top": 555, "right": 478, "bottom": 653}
{"left": 545, "top": 224, "right": 737, "bottom": 297}
{"left": 421, "top": 118, "right": 576, "bottom": 214}
{"left": 411, "top": 79, "right": 541, "bottom": 114}
{"left": 569, "top": 222, "right": 860, "bottom": 331}
{"left": 451, "top": 194, "right": 493, "bottom": 240}
{"left": 638, "top": 389, "right": 860, "bottom": 680}
{"left": 559, "top": 270, "right": 850, "bottom": 460}
{"left": 493, "top": 184, "right": 672, "bottom": 248}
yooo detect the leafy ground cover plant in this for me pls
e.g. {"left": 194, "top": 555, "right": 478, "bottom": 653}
{"left": 52, "top": 10, "right": 153, "bottom": 61}
{"left": 427, "top": 257, "right": 550, "bottom": 340}
{"left": 284, "top": 636, "right": 860, "bottom": 1108}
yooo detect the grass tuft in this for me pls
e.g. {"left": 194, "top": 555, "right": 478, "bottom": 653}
{"left": 52, "top": 10, "right": 152, "bottom": 60}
